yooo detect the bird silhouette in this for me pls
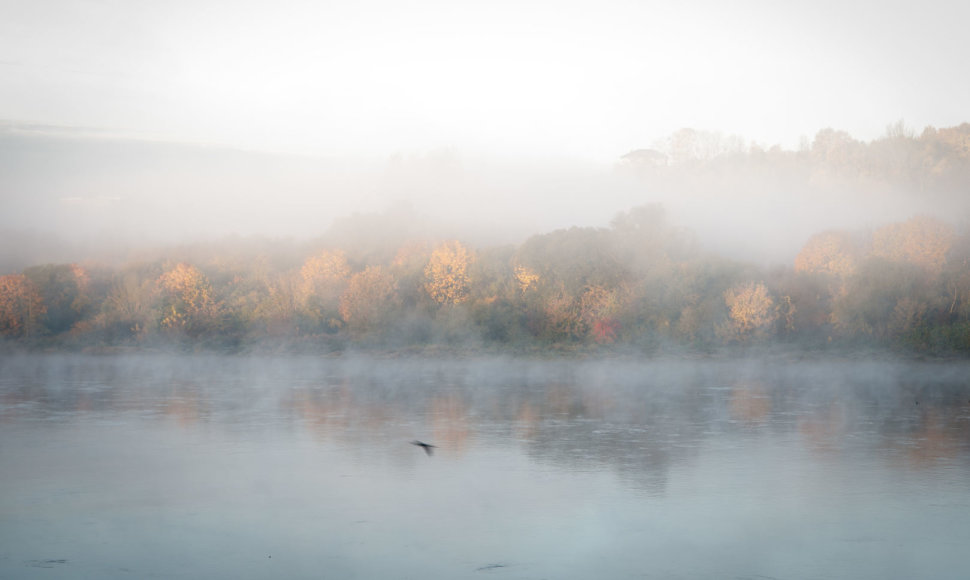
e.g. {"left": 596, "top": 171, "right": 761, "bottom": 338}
{"left": 411, "top": 440, "right": 437, "bottom": 456}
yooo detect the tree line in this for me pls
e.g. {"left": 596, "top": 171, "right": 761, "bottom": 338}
{"left": 621, "top": 121, "right": 970, "bottom": 195}
{"left": 1, "top": 206, "right": 968, "bottom": 355}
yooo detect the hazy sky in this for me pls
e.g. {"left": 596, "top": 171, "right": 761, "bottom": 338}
{"left": 2, "top": 0, "right": 968, "bottom": 160}
{"left": 1, "top": 0, "right": 968, "bottom": 271}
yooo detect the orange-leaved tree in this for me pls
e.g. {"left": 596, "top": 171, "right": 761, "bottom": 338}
{"left": 871, "top": 216, "right": 954, "bottom": 274}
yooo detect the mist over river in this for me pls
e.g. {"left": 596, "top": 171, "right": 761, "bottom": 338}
{"left": 2, "top": 354, "right": 969, "bottom": 579}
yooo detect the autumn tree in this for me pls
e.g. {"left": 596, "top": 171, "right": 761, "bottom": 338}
{"left": 417, "top": 240, "right": 486, "bottom": 344}
{"left": 513, "top": 264, "right": 540, "bottom": 293}
{"left": 250, "top": 272, "right": 300, "bottom": 336}
{"left": 793, "top": 230, "right": 863, "bottom": 315}
{"left": 424, "top": 241, "right": 473, "bottom": 305}
{"left": 871, "top": 216, "right": 954, "bottom": 274}
{"left": 720, "top": 281, "right": 778, "bottom": 342}
{"left": 157, "top": 263, "right": 221, "bottom": 337}
{"left": 512, "top": 228, "right": 628, "bottom": 342}
{"left": 0, "top": 274, "right": 45, "bottom": 338}
{"left": 794, "top": 230, "right": 861, "bottom": 280}
{"left": 542, "top": 285, "right": 584, "bottom": 341}
{"left": 339, "top": 266, "right": 400, "bottom": 336}
{"left": 515, "top": 227, "right": 626, "bottom": 297}
{"left": 297, "top": 250, "right": 351, "bottom": 332}
{"left": 579, "top": 284, "right": 622, "bottom": 343}
{"left": 300, "top": 250, "right": 350, "bottom": 295}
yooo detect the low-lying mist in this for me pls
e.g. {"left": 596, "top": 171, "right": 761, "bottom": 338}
{"left": 2, "top": 122, "right": 969, "bottom": 357}
{"left": 3, "top": 122, "right": 968, "bottom": 272}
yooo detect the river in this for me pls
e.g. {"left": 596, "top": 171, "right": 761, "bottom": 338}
{"left": 1, "top": 354, "right": 968, "bottom": 579}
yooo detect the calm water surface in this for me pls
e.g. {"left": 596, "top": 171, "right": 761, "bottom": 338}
{"left": 1, "top": 354, "right": 969, "bottom": 579}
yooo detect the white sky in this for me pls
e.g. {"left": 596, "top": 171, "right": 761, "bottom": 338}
{"left": 2, "top": 0, "right": 968, "bottom": 161}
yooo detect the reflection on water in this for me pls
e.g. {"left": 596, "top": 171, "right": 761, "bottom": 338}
{"left": 1, "top": 355, "right": 969, "bottom": 579}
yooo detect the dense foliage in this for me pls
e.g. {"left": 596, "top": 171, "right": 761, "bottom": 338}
{"left": 1, "top": 208, "right": 968, "bottom": 355}
{"left": 3, "top": 123, "right": 970, "bottom": 355}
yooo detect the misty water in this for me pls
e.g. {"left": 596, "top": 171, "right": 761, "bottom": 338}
{"left": 1, "top": 355, "right": 969, "bottom": 579}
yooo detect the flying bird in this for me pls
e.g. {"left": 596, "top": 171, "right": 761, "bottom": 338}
{"left": 411, "top": 440, "right": 437, "bottom": 456}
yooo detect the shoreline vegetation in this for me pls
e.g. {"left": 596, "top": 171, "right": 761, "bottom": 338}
{"left": 2, "top": 123, "right": 970, "bottom": 358}
{"left": 1, "top": 340, "right": 967, "bottom": 364}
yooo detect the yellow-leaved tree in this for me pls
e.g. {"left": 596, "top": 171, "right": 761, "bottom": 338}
{"left": 424, "top": 241, "right": 473, "bottom": 305}
{"left": 513, "top": 264, "right": 540, "bottom": 293}
{"left": 157, "top": 263, "right": 218, "bottom": 336}
{"left": 300, "top": 250, "right": 351, "bottom": 295}
{"left": 721, "top": 281, "right": 778, "bottom": 341}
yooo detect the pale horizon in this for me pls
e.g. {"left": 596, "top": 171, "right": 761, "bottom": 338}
{"left": 3, "top": 0, "right": 969, "bottom": 161}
